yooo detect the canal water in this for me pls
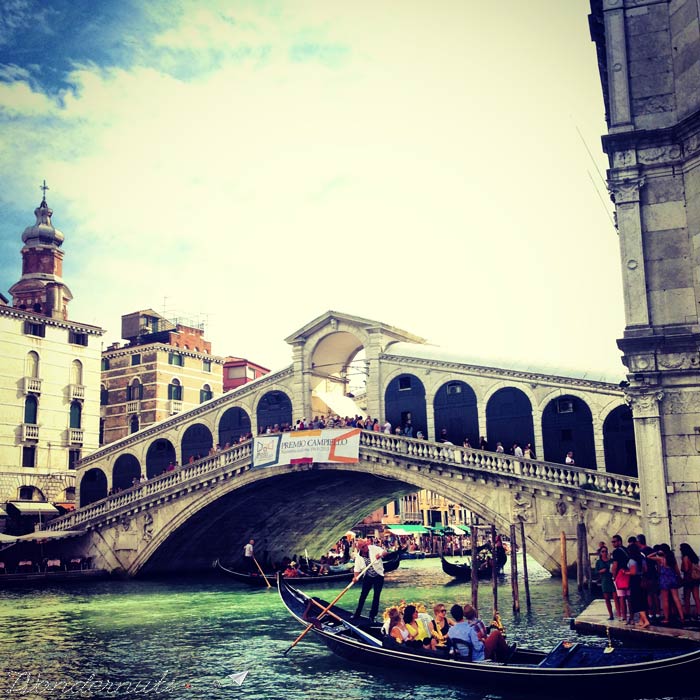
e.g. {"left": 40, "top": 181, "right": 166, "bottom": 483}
{"left": 0, "top": 557, "right": 695, "bottom": 700}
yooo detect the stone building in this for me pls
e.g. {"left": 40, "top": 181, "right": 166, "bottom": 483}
{"left": 590, "top": 0, "right": 700, "bottom": 545}
{"left": 100, "top": 309, "right": 224, "bottom": 450}
{"left": 0, "top": 191, "right": 103, "bottom": 529}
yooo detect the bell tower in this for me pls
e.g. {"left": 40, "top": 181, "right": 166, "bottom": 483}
{"left": 590, "top": 0, "right": 700, "bottom": 546}
{"left": 9, "top": 181, "right": 73, "bottom": 320}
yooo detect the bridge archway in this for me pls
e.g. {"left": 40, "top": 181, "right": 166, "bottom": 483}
{"left": 181, "top": 423, "right": 214, "bottom": 463}
{"left": 218, "top": 407, "right": 251, "bottom": 445}
{"left": 542, "top": 395, "right": 596, "bottom": 468}
{"left": 146, "top": 439, "right": 176, "bottom": 478}
{"left": 433, "top": 380, "right": 479, "bottom": 447}
{"left": 486, "top": 387, "right": 534, "bottom": 452}
{"left": 308, "top": 330, "right": 365, "bottom": 416}
{"left": 385, "top": 373, "right": 428, "bottom": 438}
{"left": 256, "top": 390, "right": 292, "bottom": 432}
{"left": 603, "top": 405, "right": 637, "bottom": 477}
{"left": 113, "top": 454, "right": 141, "bottom": 491}
{"left": 80, "top": 468, "right": 107, "bottom": 506}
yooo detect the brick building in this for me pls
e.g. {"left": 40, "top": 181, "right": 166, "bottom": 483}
{"left": 100, "top": 310, "right": 224, "bottom": 449}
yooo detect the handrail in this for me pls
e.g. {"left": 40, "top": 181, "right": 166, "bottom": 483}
{"left": 48, "top": 430, "right": 639, "bottom": 533}
{"left": 359, "top": 432, "right": 640, "bottom": 500}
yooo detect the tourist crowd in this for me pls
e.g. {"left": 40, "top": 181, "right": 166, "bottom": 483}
{"left": 594, "top": 533, "right": 700, "bottom": 627}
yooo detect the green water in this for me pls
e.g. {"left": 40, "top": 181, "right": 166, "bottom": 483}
{"left": 0, "top": 558, "right": 691, "bottom": 700}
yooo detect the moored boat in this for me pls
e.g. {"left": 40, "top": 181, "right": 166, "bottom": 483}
{"left": 216, "top": 550, "right": 401, "bottom": 587}
{"left": 278, "top": 576, "right": 700, "bottom": 697}
{"left": 441, "top": 555, "right": 501, "bottom": 581}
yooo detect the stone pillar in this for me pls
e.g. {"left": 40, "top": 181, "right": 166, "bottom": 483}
{"left": 531, "top": 406, "right": 544, "bottom": 458}
{"left": 290, "top": 341, "right": 308, "bottom": 421}
{"left": 625, "top": 389, "right": 670, "bottom": 545}
{"left": 365, "top": 329, "right": 384, "bottom": 422}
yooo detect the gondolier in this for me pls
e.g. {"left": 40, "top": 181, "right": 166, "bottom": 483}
{"left": 352, "top": 539, "right": 386, "bottom": 623}
{"left": 243, "top": 539, "right": 255, "bottom": 574}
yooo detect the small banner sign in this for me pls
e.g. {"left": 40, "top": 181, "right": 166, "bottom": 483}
{"left": 252, "top": 428, "right": 360, "bottom": 469}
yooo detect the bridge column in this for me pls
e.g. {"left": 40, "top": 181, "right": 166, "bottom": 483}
{"left": 592, "top": 415, "right": 605, "bottom": 472}
{"left": 290, "top": 340, "right": 311, "bottom": 421}
{"left": 531, "top": 406, "right": 543, "bottom": 457}
{"left": 477, "top": 404, "right": 487, "bottom": 446}
{"left": 365, "top": 329, "right": 384, "bottom": 421}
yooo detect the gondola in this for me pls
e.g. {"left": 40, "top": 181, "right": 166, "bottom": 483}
{"left": 278, "top": 576, "right": 700, "bottom": 697}
{"left": 216, "top": 550, "right": 400, "bottom": 587}
{"left": 441, "top": 555, "right": 502, "bottom": 581}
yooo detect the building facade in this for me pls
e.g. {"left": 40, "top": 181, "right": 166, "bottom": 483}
{"left": 0, "top": 193, "right": 103, "bottom": 528}
{"left": 223, "top": 357, "right": 269, "bottom": 392}
{"left": 590, "top": 0, "right": 700, "bottom": 545}
{"left": 100, "top": 309, "right": 224, "bottom": 448}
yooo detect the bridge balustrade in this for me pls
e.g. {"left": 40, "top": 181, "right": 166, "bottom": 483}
{"left": 48, "top": 441, "right": 254, "bottom": 531}
{"left": 48, "top": 430, "right": 639, "bottom": 533}
{"left": 359, "top": 432, "right": 640, "bottom": 499}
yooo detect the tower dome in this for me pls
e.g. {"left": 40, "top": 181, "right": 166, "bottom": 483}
{"left": 9, "top": 182, "right": 73, "bottom": 320}
{"left": 21, "top": 196, "right": 65, "bottom": 247}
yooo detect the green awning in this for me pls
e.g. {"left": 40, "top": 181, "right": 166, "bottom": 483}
{"left": 434, "top": 524, "right": 471, "bottom": 536}
{"left": 387, "top": 524, "right": 430, "bottom": 535}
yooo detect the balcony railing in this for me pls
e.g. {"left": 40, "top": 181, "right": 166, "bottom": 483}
{"left": 168, "top": 400, "right": 183, "bottom": 415}
{"left": 69, "top": 384, "right": 85, "bottom": 401}
{"left": 23, "top": 377, "right": 42, "bottom": 394}
{"left": 69, "top": 428, "right": 84, "bottom": 445}
{"left": 22, "top": 424, "right": 39, "bottom": 441}
{"left": 126, "top": 400, "right": 140, "bottom": 414}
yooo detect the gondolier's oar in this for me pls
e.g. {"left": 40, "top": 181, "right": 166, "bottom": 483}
{"left": 253, "top": 556, "right": 271, "bottom": 589}
{"left": 283, "top": 557, "right": 377, "bottom": 655}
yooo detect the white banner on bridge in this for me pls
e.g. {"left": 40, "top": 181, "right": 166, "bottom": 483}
{"left": 253, "top": 428, "right": 360, "bottom": 469}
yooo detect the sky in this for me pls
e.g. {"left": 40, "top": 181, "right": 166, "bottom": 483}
{"left": 0, "top": 1, "right": 625, "bottom": 380}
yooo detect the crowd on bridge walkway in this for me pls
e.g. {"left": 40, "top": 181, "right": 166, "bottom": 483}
{"left": 257, "top": 415, "right": 556, "bottom": 463}
{"left": 593, "top": 533, "right": 700, "bottom": 630}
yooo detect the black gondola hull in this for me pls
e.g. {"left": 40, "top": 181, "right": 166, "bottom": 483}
{"left": 278, "top": 576, "right": 700, "bottom": 697}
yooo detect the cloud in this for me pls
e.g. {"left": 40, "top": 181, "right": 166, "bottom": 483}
{"left": 0, "top": 1, "right": 623, "bottom": 378}
{"left": 0, "top": 0, "right": 49, "bottom": 47}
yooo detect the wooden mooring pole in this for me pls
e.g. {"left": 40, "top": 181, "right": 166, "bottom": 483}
{"left": 509, "top": 523, "right": 520, "bottom": 613}
{"left": 519, "top": 518, "right": 531, "bottom": 611}
{"left": 491, "top": 523, "right": 498, "bottom": 617}
{"left": 471, "top": 525, "right": 479, "bottom": 613}
{"left": 561, "top": 531, "right": 569, "bottom": 598}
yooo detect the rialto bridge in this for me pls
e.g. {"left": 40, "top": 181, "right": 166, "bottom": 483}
{"left": 46, "top": 311, "right": 642, "bottom": 576}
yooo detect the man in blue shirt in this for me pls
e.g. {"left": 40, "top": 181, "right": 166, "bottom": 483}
{"left": 447, "top": 604, "right": 484, "bottom": 661}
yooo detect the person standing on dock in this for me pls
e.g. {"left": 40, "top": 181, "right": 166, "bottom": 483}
{"left": 595, "top": 546, "right": 616, "bottom": 620}
{"left": 610, "top": 534, "right": 630, "bottom": 621}
{"left": 352, "top": 539, "right": 387, "bottom": 623}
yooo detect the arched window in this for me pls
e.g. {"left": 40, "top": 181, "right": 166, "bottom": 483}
{"left": 24, "top": 395, "right": 38, "bottom": 424}
{"left": 127, "top": 379, "right": 143, "bottom": 401}
{"left": 70, "top": 400, "right": 82, "bottom": 429}
{"left": 25, "top": 351, "right": 39, "bottom": 378}
{"left": 168, "top": 378, "right": 182, "bottom": 401}
{"left": 71, "top": 359, "right": 83, "bottom": 386}
{"left": 200, "top": 384, "right": 213, "bottom": 403}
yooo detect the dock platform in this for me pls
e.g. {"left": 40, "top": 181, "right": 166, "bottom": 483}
{"left": 574, "top": 599, "right": 700, "bottom": 648}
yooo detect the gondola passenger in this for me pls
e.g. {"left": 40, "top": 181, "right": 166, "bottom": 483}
{"left": 404, "top": 605, "right": 435, "bottom": 650}
{"left": 430, "top": 603, "right": 452, "bottom": 648}
{"left": 447, "top": 605, "right": 483, "bottom": 660}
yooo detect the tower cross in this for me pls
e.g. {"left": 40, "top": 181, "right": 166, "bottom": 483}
{"left": 40, "top": 180, "right": 49, "bottom": 201}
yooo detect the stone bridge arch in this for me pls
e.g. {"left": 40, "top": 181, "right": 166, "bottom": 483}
{"left": 61, "top": 435, "right": 641, "bottom": 577}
